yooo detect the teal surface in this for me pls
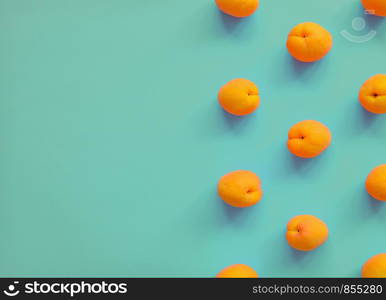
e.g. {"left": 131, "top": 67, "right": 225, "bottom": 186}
{"left": 0, "top": 0, "right": 386, "bottom": 277}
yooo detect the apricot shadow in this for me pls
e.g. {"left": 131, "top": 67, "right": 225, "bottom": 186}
{"left": 203, "top": 101, "right": 256, "bottom": 137}
{"left": 361, "top": 5, "right": 384, "bottom": 29}
{"left": 287, "top": 151, "right": 321, "bottom": 174}
{"left": 335, "top": 185, "right": 384, "bottom": 229}
{"left": 354, "top": 100, "right": 382, "bottom": 129}
{"left": 291, "top": 59, "right": 312, "bottom": 76}
{"left": 220, "top": 198, "right": 257, "bottom": 223}
{"left": 217, "top": 11, "right": 255, "bottom": 34}
{"left": 357, "top": 103, "right": 380, "bottom": 128}
{"left": 285, "top": 54, "right": 323, "bottom": 79}
{"left": 289, "top": 247, "right": 308, "bottom": 262}
{"left": 340, "top": 101, "right": 383, "bottom": 137}
{"left": 221, "top": 108, "right": 256, "bottom": 130}
{"left": 280, "top": 234, "right": 314, "bottom": 263}
{"left": 364, "top": 14, "right": 384, "bottom": 29}
{"left": 363, "top": 188, "right": 383, "bottom": 213}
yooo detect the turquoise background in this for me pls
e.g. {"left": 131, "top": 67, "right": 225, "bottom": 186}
{"left": 0, "top": 0, "right": 386, "bottom": 277}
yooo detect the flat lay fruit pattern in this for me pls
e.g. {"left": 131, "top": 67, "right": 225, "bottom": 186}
{"left": 214, "top": 0, "right": 386, "bottom": 278}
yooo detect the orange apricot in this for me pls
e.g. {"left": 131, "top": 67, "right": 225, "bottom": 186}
{"left": 359, "top": 74, "right": 386, "bottom": 114}
{"left": 366, "top": 164, "right": 386, "bottom": 201}
{"left": 215, "top": 0, "right": 259, "bottom": 18}
{"left": 217, "top": 170, "right": 263, "bottom": 208}
{"left": 218, "top": 78, "right": 260, "bottom": 116}
{"left": 362, "top": 254, "right": 386, "bottom": 278}
{"left": 286, "top": 215, "right": 329, "bottom": 251}
{"left": 216, "top": 264, "right": 258, "bottom": 278}
{"left": 286, "top": 22, "right": 333, "bottom": 63}
{"left": 361, "top": 0, "right": 386, "bottom": 17}
{"left": 287, "top": 120, "right": 332, "bottom": 159}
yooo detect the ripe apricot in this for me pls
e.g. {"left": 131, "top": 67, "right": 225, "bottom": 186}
{"left": 215, "top": 0, "right": 259, "bottom": 18}
{"left": 287, "top": 120, "right": 332, "bottom": 159}
{"left": 362, "top": 254, "right": 386, "bottom": 278}
{"left": 217, "top": 170, "right": 263, "bottom": 208}
{"left": 366, "top": 164, "right": 386, "bottom": 201}
{"left": 286, "top": 22, "right": 333, "bottom": 63}
{"left": 359, "top": 74, "right": 386, "bottom": 114}
{"left": 286, "top": 215, "right": 329, "bottom": 251}
{"left": 216, "top": 264, "right": 258, "bottom": 278}
{"left": 218, "top": 78, "right": 260, "bottom": 116}
{"left": 361, "top": 0, "right": 386, "bottom": 17}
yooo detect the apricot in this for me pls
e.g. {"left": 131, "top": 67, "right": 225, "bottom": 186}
{"left": 215, "top": 0, "right": 259, "bottom": 18}
{"left": 361, "top": 0, "right": 386, "bottom": 17}
{"left": 286, "top": 215, "right": 329, "bottom": 251}
{"left": 217, "top": 170, "right": 263, "bottom": 208}
{"left": 218, "top": 78, "right": 260, "bottom": 116}
{"left": 362, "top": 254, "right": 386, "bottom": 278}
{"left": 287, "top": 120, "right": 332, "bottom": 159}
{"left": 366, "top": 164, "right": 386, "bottom": 201}
{"left": 286, "top": 22, "right": 333, "bottom": 63}
{"left": 216, "top": 264, "right": 258, "bottom": 278}
{"left": 359, "top": 74, "right": 386, "bottom": 114}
